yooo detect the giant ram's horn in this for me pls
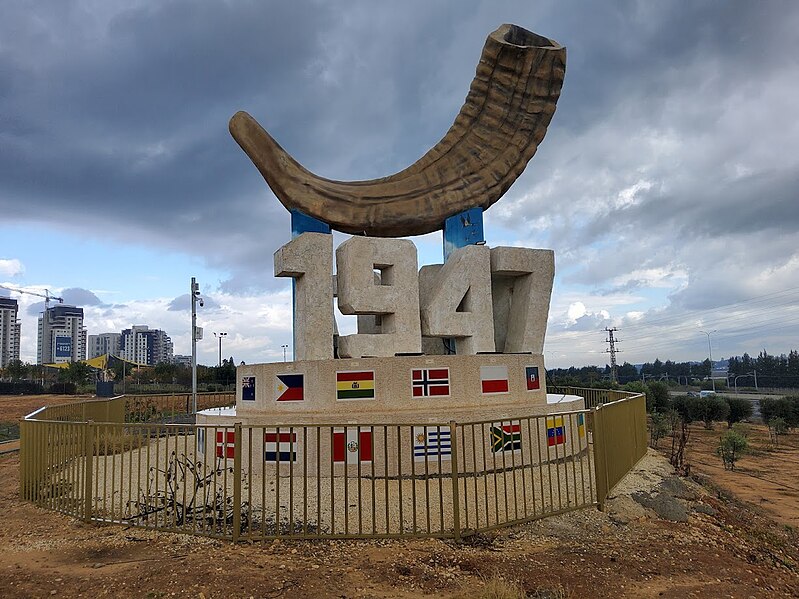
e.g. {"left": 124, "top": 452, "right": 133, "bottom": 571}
{"left": 229, "top": 24, "right": 566, "bottom": 237}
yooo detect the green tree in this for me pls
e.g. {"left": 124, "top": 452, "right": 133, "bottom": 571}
{"left": 59, "top": 362, "right": 92, "bottom": 391}
{"left": 768, "top": 417, "right": 788, "bottom": 445}
{"left": 724, "top": 397, "right": 753, "bottom": 428}
{"left": 3, "top": 359, "right": 28, "bottom": 380}
{"left": 154, "top": 362, "right": 177, "bottom": 384}
{"left": 649, "top": 410, "right": 672, "bottom": 448}
{"left": 717, "top": 430, "right": 748, "bottom": 470}
{"left": 760, "top": 397, "right": 799, "bottom": 429}
{"left": 646, "top": 381, "right": 671, "bottom": 412}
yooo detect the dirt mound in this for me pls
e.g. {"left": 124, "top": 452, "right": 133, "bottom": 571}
{"left": 1, "top": 444, "right": 797, "bottom": 598}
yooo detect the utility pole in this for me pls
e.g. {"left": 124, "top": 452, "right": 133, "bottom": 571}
{"left": 604, "top": 327, "right": 620, "bottom": 383}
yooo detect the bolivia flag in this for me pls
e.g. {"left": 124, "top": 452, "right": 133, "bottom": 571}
{"left": 480, "top": 365, "right": 509, "bottom": 394}
{"left": 275, "top": 373, "right": 304, "bottom": 401}
{"left": 336, "top": 370, "right": 375, "bottom": 400}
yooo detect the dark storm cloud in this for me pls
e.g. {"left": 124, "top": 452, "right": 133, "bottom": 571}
{"left": 2, "top": 0, "right": 799, "bottom": 362}
{"left": 25, "top": 287, "right": 106, "bottom": 315}
{"left": 167, "top": 293, "right": 220, "bottom": 312}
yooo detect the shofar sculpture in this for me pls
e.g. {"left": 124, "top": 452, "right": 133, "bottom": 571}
{"left": 230, "top": 24, "right": 566, "bottom": 238}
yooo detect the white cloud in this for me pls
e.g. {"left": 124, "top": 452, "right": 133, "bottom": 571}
{"left": 0, "top": 259, "right": 25, "bottom": 277}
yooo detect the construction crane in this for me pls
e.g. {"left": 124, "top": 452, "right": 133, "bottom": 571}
{"left": 0, "top": 285, "right": 64, "bottom": 312}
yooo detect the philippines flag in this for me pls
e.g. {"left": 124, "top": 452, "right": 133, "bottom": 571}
{"left": 275, "top": 373, "right": 304, "bottom": 402}
{"left": 215, "top": 430, "right": 235, "bottom": 459}
{"left": 264, "top": 430, "right": 297, "bottom": 462}
{"left": 332, "top": 428, "right": 373, "bottom": 463}
{"left": 413, "top": 426, "right": 452, "bottom": 461}
{"left": 480, "top": 365, "right": 509, "bottom": 394}
{"left": 412, "top": 368, "right": 450, "bottom": 397}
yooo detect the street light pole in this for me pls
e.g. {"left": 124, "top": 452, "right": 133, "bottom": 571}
{"left": 191, "top": 278, "right": 204, "bottom": 414}
{"left": 281, "top": 344, "right": 289, "bottom": 362}
{"left": 700, "top": 329, "right": 717, "bottom": 393}
{"left": 214, "top": 332, "right": 227, "bottom": 367}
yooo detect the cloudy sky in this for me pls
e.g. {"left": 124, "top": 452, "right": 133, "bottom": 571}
{"left": 2, "top": 0, "right": 798, "bottom": 368}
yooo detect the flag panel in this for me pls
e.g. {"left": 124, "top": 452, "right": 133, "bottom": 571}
{"left": 242, "top": 376, "right": 256, "bottom": 401}
{"left": 413, "top": 426, "right": 452, "bottom": 461}
{"left": 275, "top": 373, "right": 304, "bottom": 401}
{"left": 411, "top": 367, "right": 450, "bottom": 398}
{"left": 490, "top": 422, "right": 522, "bottom": 453}
{"left": 215, "top": 429, "right": 235, "bottom": 459}
{"left": 480, "top": 365, "right": 509, "bottom": 394}
{"left": 525, "top": 366, "right": 541, "bottom": 391}
{"left": 264, "top": 430, "right": 298, "bottom": 462}
{"left": 546, "top": 416, "right": 565, "bottom": 447}
{"left": 332, "top": 428, "right": 374, "bottom": 463}
{"left": 336, "top": 370, "right": 376, "bottom": 400}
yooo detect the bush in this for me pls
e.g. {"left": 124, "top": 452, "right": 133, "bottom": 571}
{"left": 717, "top": 430, "right": 748, "bottom": 470}
{"left": 699, "top": 380, "right": 726, "bottom": 391}
{"left": 646, "top": 381, "right": 671, "bottom": 412}
{"left": 47, "top": 382, "right": 76, "bottom": 394}
{"left": 760, "top": 397, "right": 799, "bottom": 428}
{"left": 768, "top": 417, "right": 789, "bottom": 445}
{"left": 622, "top": 381, "right": 647, "bottom": 395}
{"left": 0, "top": 381, "right": 45, "bottom": 395}
{"left": 674, "top": 395, "right": 729, "bottom": 429}
{"left": 649, "top": 410, "right": 672, "bottom": 448}
{"left": 724, "top": 397, "right": 754, "bottom": 428}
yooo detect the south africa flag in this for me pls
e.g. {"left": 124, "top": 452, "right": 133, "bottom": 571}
{"left": 491, "top": 423, "right": 522, "bottom": 453}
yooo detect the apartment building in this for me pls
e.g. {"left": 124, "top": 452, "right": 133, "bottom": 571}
{"left": 37, "top": 305, "right": 87, "bottom": 364}
{"left": 0, "top": 297, "right": 21, "bottom": 368}
{"left": 88, "top": 333, "right": 122, "bottom": 359}
{"left": 119, "top": 325, "right": 174, "bottom": 366}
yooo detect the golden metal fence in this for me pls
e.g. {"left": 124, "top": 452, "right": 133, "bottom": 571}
{"left": 19, "top": 390, "right": 645, "bottom": 540}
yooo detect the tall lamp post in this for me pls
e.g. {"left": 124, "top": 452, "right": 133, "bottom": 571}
{"left": 191, "top": 277, "right": 205, "bottom": 414}
{"left": 281, "top": 344, "right": 289, "bottom": 362}
{"left": 214, "top": 332, "right": 227, "bottom": 367}
{"left": 700, "top": 329, "right": 717, "bottom": 393}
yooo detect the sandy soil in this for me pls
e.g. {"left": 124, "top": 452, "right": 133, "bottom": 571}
{"left": 1, "top": 438, "right": 797, "bottom": 598}
{"left": 678, "top": 422, "right": 799, "bottom": 528}
{"left": 0, "top": 394, "right": 94, "bottom": 422}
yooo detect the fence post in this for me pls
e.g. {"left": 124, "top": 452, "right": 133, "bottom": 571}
{"left": 18, "top": 419, "right": 27, "bottom": 500}
{"left": 232, "top": 422, "right": 242, "bottom": 542}
{"left": 449, "top": 420, "right": 461, "bottom": 541}
{"left": 592, "top": 407, "right": 608, "bottom": 511}
{"left": 84, "top": 421, "right": 94, "bottom": 522}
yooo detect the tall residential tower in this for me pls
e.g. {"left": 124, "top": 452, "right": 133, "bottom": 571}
{"left": 0, "top": 297, "right": 21, "bottom": 368}
{"left": 37, "top": 305, "right": 87, "bottom": 364}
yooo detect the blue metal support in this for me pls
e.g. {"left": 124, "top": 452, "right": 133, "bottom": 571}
{"left": 441, "top": 207, "right": 485, "bottom": 354}
{"left": 289, "top": 210, "right": 331, "bottom": 361}
{"left": 291, "top": 209, "right": 331, "bottom": 238}
{"left": 443, "top": 207, "right": 485, "bottom": 261}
